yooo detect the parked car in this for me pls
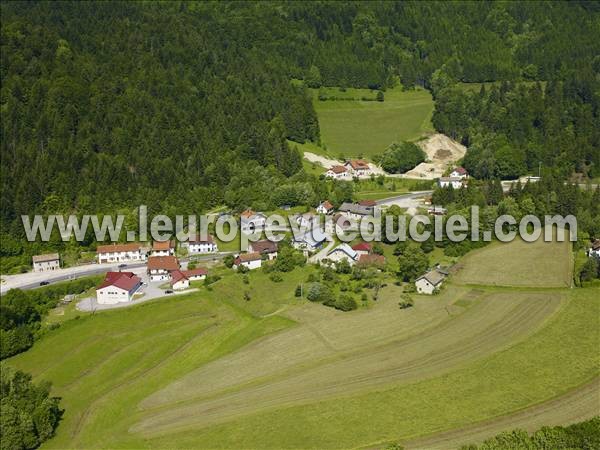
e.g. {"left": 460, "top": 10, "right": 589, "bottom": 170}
{"left": 164, "top": 289, "right": 173, "bottom": 294}
{"left": 39, "top": 281, "right": 50, "bottom": 286}
{"left": 118, "top": 263, "right": 127, "bottom": 269}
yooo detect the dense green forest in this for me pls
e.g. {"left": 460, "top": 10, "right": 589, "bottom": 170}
{"left": 1, "top": 1, "right": 600, "bottom": 263}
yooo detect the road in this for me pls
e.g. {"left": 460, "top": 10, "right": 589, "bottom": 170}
{"left": 376, "top": 190, "right": 433, "bottom": 215}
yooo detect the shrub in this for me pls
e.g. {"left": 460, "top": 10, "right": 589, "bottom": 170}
{"left": 269, "top": 273, "right": 283, "bottom": 282}
{"left": 294, "top": 285, "right": 302, "bottom": 297}
{"left": 399, "top": 294, "right": 414, "bottom": 309}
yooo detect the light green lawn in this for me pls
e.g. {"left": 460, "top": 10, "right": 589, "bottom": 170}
{"left": 312, "top": 87, "right": 434, "bottom": 158}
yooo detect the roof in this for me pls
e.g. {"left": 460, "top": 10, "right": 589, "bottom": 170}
{"left": 333, "top": 213, "right": 354, "bottom": 230}
{"left": 439, "top": 177, "right": 463, "bottom": 182}
{"left": 339, "top": 202, "right": 373, "bottom": 216}
{"left": 240, "top": 209, "right": 256, "bottom": 218}
{"left": 170, "top": 270, "right": 188, "bottom": 284}
{"left": 32, "top": 253, "right": 59, "bottom": 263}
{"left": 452, "top": 166, "right": 468, "bottom": 175}
{"left": 327, "top": 243, "right": 358, "bottom": 260}
{"left": 346, "top": 159, "right": 370, "bottom": 170}
{"left": 97, "top": 271, "right": 141, "bottom": 291}
{"left": 250, "top": 240, "right": 278, "bottom": 254}
{"left": 357, "top": 254, "right": 386, "bottom": 267}
{"left": 352, "top": 242, "right": 372, "bottom": 252}
{"left": 152, "top": 240, "right": 174, "bottom": 251}
{"left": 96, "top": 243, "right": 141, "bottom": 254}
{"left": 320, "top": 200, "right": 334, "bottom": 210}
{"left": 592, "top": 240, "right": 600, "bottom": 251}
{"left": 189, "top": 234, "right": 214, "bottom": 244}
{"left": 358, "top": 199, "right": 377, "bottom": 207}
{"left": 329, "top": 165, "right": 347, "bottom": 174}
{"left": 416, "top": 270, "right": 446, "bottom": 286}
{"left": 147, "top": 256, "right": 179, "bottom": 271}
{"left": 182, "top": 268, "right": 208, "bottom": 278}
{"left": 235, "top": 252, "right": 262, "bottom": 264}
{"left": 294, "top": 229, "right": 328, "bottom": 247}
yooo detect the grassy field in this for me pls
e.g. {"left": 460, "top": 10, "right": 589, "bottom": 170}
{"left": 452, "top": 233, "right": 573, "bottom": 288}
{"left": 311, "top": 86, "right": 434, "bottom": 158}
{"left": 6, "top": 225, "right": 597, "bottom": 449}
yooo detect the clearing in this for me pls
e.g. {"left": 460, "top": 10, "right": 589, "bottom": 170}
{"left": 405, "top": 133, "right": 467, "bottom": 179}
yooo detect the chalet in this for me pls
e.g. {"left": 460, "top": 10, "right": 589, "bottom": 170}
{"left": 344, "top": 159, "right": 371, "bottom": 177}
{"left": 151, "top": 240, "right": 175, "bottom": 257}
{"left": 147, "top": 256, "right": 180, "bottom": 282}
{"left": 248, "top": 239, "right": 278, "bottom": 260}
{"left": 96, "top": 271, "right": 142, "bottom": 305}
{"left": 352, "top": 242, "right": 372, "bottom": 256}
{"left": 325, "top": 165, "right": 350, "bottom": 180}
{"left": 326, "top": 243, "right": 358, "bottom": 264}
{"left": 234, "top": 252, "right": 262, "bottom": 270}
{"left": 32, "top": 253, "right": 60, "bottom": 273}
{"left": 240, "top": 209, "right": 267, "bottom": 233}
{"left": 415, "top": 269, "right": 446, "bottom": 295}
{"left": 188, "top": 234, "right": 218, "bottom": 254}
{"left": 316, "top": 200, "right": 335, "bottom": 215}
{"left": 588, "top": 240, "right": 600, "bottom": 258}
{"left": 170, "top": 270, "right": 190, "bottom": 290}
{"left": 339, "top": 202, "right": 374, "bottom": 220}
{"left": 450, "top": 167, "right": 468, "bottom": 179}
{"left": 292, "top": 229, "right": 328, "bottom": 252}
{"left": 357, "top": 254, "right": 386, "bottom": 269}
{"left": 97, "top": 243, "right": 146, "bottom": 264}
{"left": 182, "top": 267, "right": 208, "bottom": 281}
{"left": 437, "top": 177, "right": 463, "bottom": 189}
{"left": 427, "top": 205, "right": 447, "bottom": 216}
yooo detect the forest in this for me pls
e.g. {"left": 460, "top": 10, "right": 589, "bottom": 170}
{"left": 1, "top": 1, "right": 600, "bottom": 265}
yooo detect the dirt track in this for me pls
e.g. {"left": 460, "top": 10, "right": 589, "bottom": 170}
{"left": 400, "top": 377, "right": 600, "bottom": 449}
{"left": 132, "top": 291, "right": 564, "bottom": 436}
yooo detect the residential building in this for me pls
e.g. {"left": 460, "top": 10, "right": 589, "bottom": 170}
{"left": 233, "top": 253, "right": 262, "bottom": 270}
{"left": 326, "top": 213, "right": 357, "bottom": 236}
{"left": 292, "top": 212, "right": 318, "bottom": 229}
{"left": 326, "top": 243, "right": 358, "bottom": 264}
{"left": 97, "top": 243, "right": 146, "bottom": 264}
{"left": 147, "top": 256, "right": 180, "bottom": 282}
{"left": 450, "top": 167, "right": 468, "bottom": 179}
{"left": 96, "top": 271, "right": 142, "bottom": 304}
{"left": 240, "top": 209, "right": 267, "bottom": 233}
{"left": 339, "top": 202, "right": 374, "bottom": 220}
{"left": 427, "top": 205, "right": 447, "bottom": 216}
{"left": 248, "top": 240, "right": 278, "bottom": 260}
{"left": 188, "top": 234, "right": 218, "bottom": 254}
{"left": 32, "top": 253, "right": 60, "bottom": 272}
{"left": 344, "top": 159, "right": 371, "bottom": 177}
{"left": 438, "top": 177, "right": 463, "bottom": 189}
{"left": 415, "top": 269, "right": 446, "bottom": 294}
{"left": 325, "top": 165, "right": 350, "bottom": 180}
{"left": 352, "top": 242, "right": 372, "bottom": 256}
{"left": 170, "top": 270, "right": 190, "bottom": 290}
{"left": 151, "top": 240, "right": 175, "bottom": 257}
{"left": 316, "top": 200, "right": 335, "bottom": 215}
{"left": 292, "top": 229, "right": 328, "bottom": 252}
{"left": 182, "top": 267, "right": 208, "bottom": 281}
{"left": 588, "top": 240, "right": 600, "bottom": 258}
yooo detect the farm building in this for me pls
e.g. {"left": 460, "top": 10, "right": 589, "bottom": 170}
{"left": 344, "top": 159, "right": 371, "bottom": 177}
{"left": 32, "top": 253, "right": 60, "bottom": 272}
{"left": 96, "top": 243, "right": 146, "bottom": 264}
{"left": 182, "top": 267, "right": 208, "bottom": 281}
{"left": 147, "top": 256, "right": 180, "bottom": 281}
{"left": 233, "top": 253, "right": 263, "bottom": 270}
{"left": 415, "top": 269, "right": 446, "bottom": 294}
{"left": 96, "top": 271, "right": 142, "bottom": 304}
{"left": 339, "top": 202, "right": 374, "bottom": 220}
{"left": 248, "top": 240, "right": 278, "bottom": 260}
{"left": 325, "top": 165, "right": 350, "bottom": 180}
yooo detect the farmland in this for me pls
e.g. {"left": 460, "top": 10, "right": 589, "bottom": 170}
{"left": 6, "top": 232, "right": 599, "bottom": 449}
{"left": 311, "top": 86, "right": 434, "bottom": 159}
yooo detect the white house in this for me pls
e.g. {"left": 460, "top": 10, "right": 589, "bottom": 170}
{"left": 415, "top": 269, "right": 446, "bottom": 294}
{"left": 326, "top": 243, "right": 358, "bottom": 264}
{"left": 316, "top": 200, "right": 335, "bottom": 215}
{"left": 188, "top": 234, "right": 218, "bottom": 254}
{"left": 248, "top": 240, "right": 278, "bottom": 260}
{"left": 344, "top": 159, "right": 371, "bottom": 177}
{"left": 325, "top": 165, "right": 351, "bottom": 180}
{"left": 170, "top": 270, "right": 190, "bottom": 290}
{"left": 438, "top": 177, "right": 463, "bottom": 189}
{"left": 233, "top": 252, "right": 263, "bottom": 270}
{"left": 96, "top": 271, "right": 142, "bottom": 305}
{"left": 240, "top": 209, "right": 267, "bottom": 233}
{"left": 292, "top": 229, "right": 328, "bottom": 252}
{"left": 32, "top": 253, "right": 60, "bottom": 272}
{"left": 97, "top": 243, "right": 146, "bottom": 264}
{"left": 450, "top": 167, "right": 468, "bottom": 179}
{"left": 147, "top": 256, "right": 180, "bottom": 282}
{"left": 182, "top": 267, "right": 208, "bottom": 281}
{"left": 588, "top": 240, "right": 600, "bottom": 258}
{"left": 151, "top": 240, "right": 175, "bottom": 257}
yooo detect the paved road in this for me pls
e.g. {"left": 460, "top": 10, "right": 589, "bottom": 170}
{"left": 376, "top": 190, "right": 433, "bottom": 215}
